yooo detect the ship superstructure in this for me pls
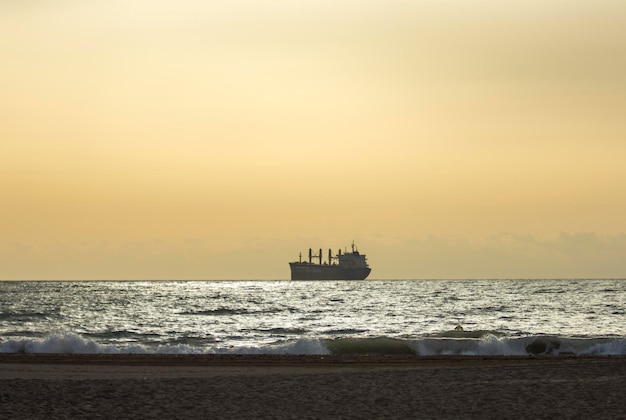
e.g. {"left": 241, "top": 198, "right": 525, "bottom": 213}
{"left": 289, "top": 242, "right": 371, "bottom": 280}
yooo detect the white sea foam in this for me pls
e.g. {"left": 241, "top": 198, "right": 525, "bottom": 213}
{"left": 0, "top": 334, "right": 330, "bottom": 355}
{"left": 582, "top": 338, "right": 626, "bottom": 355}
{"left": 273, "top": 338, "right": 331, "bottom": 355}
{"left": 410, "top": 337, "right": 526, "bottom": 356}
{"left": 206, "top": 338, "right": 331, "bottom": 355}
{"left": 0, "top": 333, "right": 211, "bottom": 355}
{"left": 0, "top": 334, "right": 120, "bottom": 354}
{"left": 3, "top": 334, "right": 626, "bottom": 356}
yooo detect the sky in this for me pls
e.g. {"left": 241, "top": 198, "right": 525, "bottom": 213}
{"left": 1, "top": 0, "right": 625, "bottom": 280}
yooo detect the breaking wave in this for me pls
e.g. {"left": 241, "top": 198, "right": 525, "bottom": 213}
{"left": 2, "top": 333, "right": 626, "bottom": 356}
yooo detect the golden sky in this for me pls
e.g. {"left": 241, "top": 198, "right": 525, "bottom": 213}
{"left": 2, "top": 1, "right": 625, "bottom": 279}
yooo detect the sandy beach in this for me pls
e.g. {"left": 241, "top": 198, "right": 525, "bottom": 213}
{"left": 1, "top": 355, "right": 625, "bottom": 419}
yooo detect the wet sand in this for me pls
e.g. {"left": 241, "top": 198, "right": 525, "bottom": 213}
{"left": 1, "top": 354, "right": 625, "bottom": 419}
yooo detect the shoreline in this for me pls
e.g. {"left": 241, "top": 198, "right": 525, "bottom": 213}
{"left": 3, "top": 352, "right": 624, "bottom": 362}
{"left": 2, "top": 353, "right": 624, "bottom": 378}
{"left": 3, "top": 352, "right": 623, "bottom": 365}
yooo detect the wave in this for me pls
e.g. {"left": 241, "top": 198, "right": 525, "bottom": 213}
{"left": 323, "top": 328, "right": 369, "bottom": 335}
{"left": 83, "top": 331, "right": 162, "bottom": 341}
{"left": 429, "top": 329, "right": 505, "bottom": 339}
{"left": 178, "top": 308, "right": 252, "bottom": 316}
{"left": 258, "top": 328, "right": 308, "bottom": 335}
{"left": 2, "top": 333, "right": 626, "bottom": 356}
{"left": 177, "top": 307, "right": 285, "bottom": 316}
{"left": 0, "top": 310, "right": 58, "bottom": 321}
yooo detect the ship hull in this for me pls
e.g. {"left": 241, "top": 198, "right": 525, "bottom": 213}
{"left": 289, "top": 263, "right": 371, "bottom": 280}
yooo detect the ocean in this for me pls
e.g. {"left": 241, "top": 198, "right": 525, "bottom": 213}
{"left": 1, "top": 279, "right": 625, "bottom": 356}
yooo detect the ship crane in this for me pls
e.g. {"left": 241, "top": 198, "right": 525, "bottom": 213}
{"left": 308, "top": 248, "right": 323, "bottom": 265}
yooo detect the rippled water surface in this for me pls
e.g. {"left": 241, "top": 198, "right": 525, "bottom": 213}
{"left": 1, "top": 279, "right": 625, "bottom": 355}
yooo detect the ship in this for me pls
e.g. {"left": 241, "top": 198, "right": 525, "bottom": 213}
{"left": 289, "top": 242, "right": 371, "bottom": 280}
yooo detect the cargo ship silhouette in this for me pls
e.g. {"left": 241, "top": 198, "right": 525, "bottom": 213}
{"left": 289, "top": 242, "right": 371, "bottom": 280}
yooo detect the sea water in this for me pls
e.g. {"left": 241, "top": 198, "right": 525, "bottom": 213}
{"left": 1, "top": 279, "right": 625, "bottom": 356}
